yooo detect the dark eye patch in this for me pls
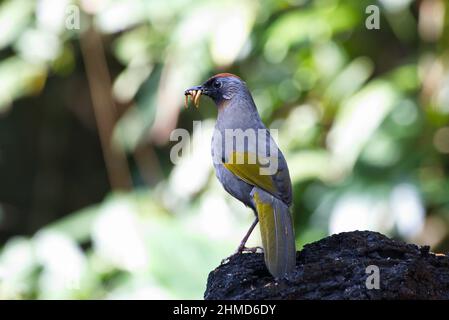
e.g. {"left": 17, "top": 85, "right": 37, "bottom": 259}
{"left": 213, "top": 80, "right": 222, "bottom": 88}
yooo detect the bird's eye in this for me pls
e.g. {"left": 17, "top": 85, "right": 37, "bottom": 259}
{"left": 213, "top": 81, "right": 222, "bottom": 89}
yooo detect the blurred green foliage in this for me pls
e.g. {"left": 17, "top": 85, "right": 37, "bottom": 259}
{"left": 1, "top": 0, "right": 449, "bottom": 299}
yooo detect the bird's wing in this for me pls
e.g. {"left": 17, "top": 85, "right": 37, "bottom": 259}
{"left": 223, "top": 151, "right": 291, "bottom": 205}
{"left": 271, "top": 149, "right": 292, "bottom": 205}
{"left": 223, "top": 151, "right": 276, "bottom": 193}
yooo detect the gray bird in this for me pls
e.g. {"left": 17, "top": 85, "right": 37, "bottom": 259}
{"left": 185, "top": 73, "right": 296, "bottom": 279}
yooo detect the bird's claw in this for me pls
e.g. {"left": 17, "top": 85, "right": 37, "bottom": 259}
{"left": 220, "top": 246, "right": 263, "bottom": 265}
{"left": 237, "top": 246, "right": 263, "bottom": 254}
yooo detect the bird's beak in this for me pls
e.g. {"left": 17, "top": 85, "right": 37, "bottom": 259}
{"left": 184, "top": 85, "right": 205, "bottom": 108}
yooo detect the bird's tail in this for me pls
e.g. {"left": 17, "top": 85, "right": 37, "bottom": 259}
{"left": 251, "top": 187, "right": 296, "bottom": 279}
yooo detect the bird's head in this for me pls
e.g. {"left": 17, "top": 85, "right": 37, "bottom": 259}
{"left": 184, "top": 73, "right": 246, "bottom": 108}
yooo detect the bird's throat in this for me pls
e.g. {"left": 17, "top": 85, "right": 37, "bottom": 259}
{"left": 217, "top": 98, "right": 231, "bottom": 111}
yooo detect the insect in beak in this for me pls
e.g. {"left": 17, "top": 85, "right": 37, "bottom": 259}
{"left": 184, "top": 86, "right": 203, "bottom": 108}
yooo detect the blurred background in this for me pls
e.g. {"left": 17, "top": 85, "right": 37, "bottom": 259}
{"left": 0, "top": 0, "right": 448, "bottom": 299}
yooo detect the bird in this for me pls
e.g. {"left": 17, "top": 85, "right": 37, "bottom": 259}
{"left": 184, "top": 73, "right": 296, "bottom": 279}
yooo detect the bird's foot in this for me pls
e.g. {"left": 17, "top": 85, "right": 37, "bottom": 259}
{"left": 220, "top": 246, "right": 263, "bottom": 265}
{"left": 237, "top": 246, "right": 263, "bottom": 254}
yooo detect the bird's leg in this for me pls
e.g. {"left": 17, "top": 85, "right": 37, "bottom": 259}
{"left": 235, "top": 217, "right": 263, "bottom": 254}
{"left": 221, "top": 217, "right": 262, "bottom": 265}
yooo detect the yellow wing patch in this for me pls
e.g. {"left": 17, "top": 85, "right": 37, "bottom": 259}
{"left": 223, "top": 151, "right": 276, "bottom": 194}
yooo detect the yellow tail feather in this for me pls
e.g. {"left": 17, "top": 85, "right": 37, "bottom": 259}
{"left": 252, "top": 188, "right": 296, "bottom": 279}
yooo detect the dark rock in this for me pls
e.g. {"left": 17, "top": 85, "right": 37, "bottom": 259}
{"left": 204, "top": 231, "right": 449, "bottom": 300}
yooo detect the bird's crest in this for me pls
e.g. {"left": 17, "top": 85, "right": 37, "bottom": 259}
{"left": 208, "top": 73, "right": 241, "bottom": 81}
